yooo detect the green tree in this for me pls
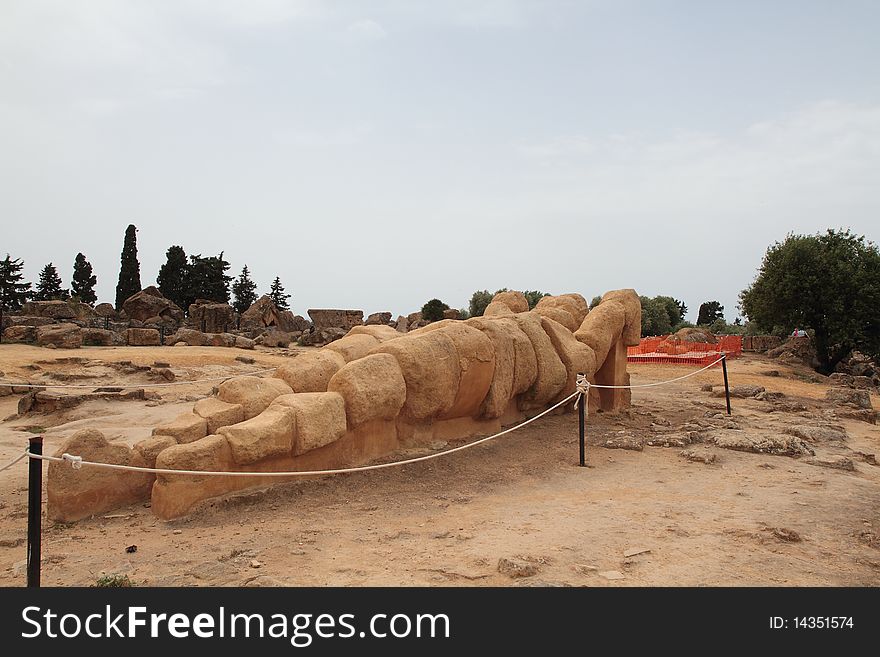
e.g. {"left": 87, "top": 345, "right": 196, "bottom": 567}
{"left": 639, "top": 296, "right": 673, "bottom": 337}
{"left": 71, "top": 253, "right": 97, "bottom": 305}
{"left": 186, "top": 253, "right": 232, "bottom": 307}
{"left": 115, "top": 224, "right": 142, "bottom": 309}
{"left": 157, "top": 245, "right": 189, "bottom": 309}
{"left": 523, "top": 290, "right": 549, "bottom": 310}
{"left": 268, "top": 276, "right": 291, "bottom": 310}
{"left": 740, "top": 229, "right": 880, "bottom": 372}
{"left": 654, "top": 296, "right": 687, "bottom": 327}
{"left": 468, "top": 290, "right": 493, "bottom": 317}
{"left": 35, "top": 263, "right": 68, "bottom": 301}
{"left": 697, "top": 300, "right": 724, "bottom": 325}
{"left": 421, "top": 298, "right": 449, "bottom": 322}
{"left": 589, "top": 295, "right": 603, "bottom": 309}
{"left": 0, "top": 254, "right": 31, "bottom": 313}
{"left": 232, "top": 265, "right": 258, "bottom": 314}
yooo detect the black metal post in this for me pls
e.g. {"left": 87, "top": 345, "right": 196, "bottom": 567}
{"left": 27, "top": 436, "right": 42, "bottom": 587}
{"left": 721, "top": 353, "right": 731, "bottom": 415}
{"left": 578, "top": 373, "right": 586, "bottom": 467}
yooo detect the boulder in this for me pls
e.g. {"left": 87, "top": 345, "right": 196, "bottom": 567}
{"left": 828, "top": 373, "right": 854, "bottom": 387}
{"left": 21, "top": 300, "right": 77, "bottom": 320}
{"left": 369, "top": 329, "right": 461, "bottom": 420}
{"left": 152, "top": 412, "right": 208, "bottom": 444}
{"left": 134, "top": 435, "right": 178, "bottom": 468}
{"left": 328, "top": 354, "right": 407, "bottom": 428}
{"left": 234, "top": 335, "right": 255, "bottom": 350}
{"left": 323, "top": 333, "right": 381, "bottom": 362}
{"left": 274, "top": 350, "right": 346, "bottom": 393}
{"left": 574, "top": 300, "right": 626, "bottom": 364}
{"left": 308, "top": 309, "right": 364, "bottom": 330}
{"left": 194, "top": 397, "right": 245, "bottom": 434}
{"left": 82, "top": 328, "right": 114, "bottom": 346}
{"left": 94, "top": 303, "right": 117, "bottom": 318}
{"left": 2, "top": 325, "right": 36, "bottom": 343}
{"left": 207, "top": 332, "right": 236, "bottom": 348}
{"left": 271, "top": 392, "right": 347, "bottom": 455}
{"left": 491, "top": 290, "right": 529, "bottom": 313}
{"left": 365, "top": 311, "right": 392, "bottom": 325}
{"left": 155, "top": 434, "right": 231, "bottom": 475}
{"left": 442, "top": 308, "right": 461, "bottom": 320}
{"left": 3, "top": 315, "right": 55, "bottom": 327}
{"left": 218, "top": 405, "right": 296, "bottom": 464}
{"left": 513, "top": 312, "right": 567, "bottom": 408}
{"left": 122, "top": 286, "right": 184, "bottom": 325}
{"left": 395, "top": 316, "right": 408, "bottom": 333}
{"left": 188, "top": 301, "right": 236, "bottom": 333}
{"left": 47, "top": 429, "right": 153, "bottom": 522}
{"left": 299, "top": 327, "right": 347, "bottom": 346}
{"left": 240, "top": 295, "right": 285, "bottom": 331}
{"left": 260, "top": 329, "right": 293, "bottom": 348}
{"left": 36, "top": 323, "right": 82, "bottom": 349}
{"left": 127, "top": 327, "right": 161, "bottom": 346}
{"left": 218, "top": 376, "right": 293, "bottom": 419}
{"left": 825, "top": 388, "right": 873, "bottom": 409}
{"left": 347, "top": 324, "right": 402, "bottom": 343}
{"left": 168, "top": 328, "right": 207, "bottom": 346}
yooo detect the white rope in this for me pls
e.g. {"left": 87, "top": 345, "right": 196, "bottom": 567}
{"left": 590, "top": 356, "right": 724, "bottom": 389}
{"left": 0, "top": 367, "right": 277, "bottom": 390}
{"left": 573, "top": 373, "right": 590, "bottom": 412}
{"left": 0, "top": 449, "right": 28, "bottom": 473}
{"left": 25, "top": 391, "right": 580, "bottom": 478}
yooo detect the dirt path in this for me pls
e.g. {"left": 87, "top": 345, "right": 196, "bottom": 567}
{"left": 0, "top": 347, "right": 878, "bottom": 586}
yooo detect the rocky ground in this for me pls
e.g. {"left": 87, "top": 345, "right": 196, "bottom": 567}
{"left": 0, "top": 345, "right": 878, "bottom": 587}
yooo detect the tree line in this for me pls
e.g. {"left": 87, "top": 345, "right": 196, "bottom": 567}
{"left": 0, "top": 224, "right": 292, "bottom": 316}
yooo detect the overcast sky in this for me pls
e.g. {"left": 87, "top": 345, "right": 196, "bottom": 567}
{"left": 2, "top": 1, "right": 878, "bottom": 321}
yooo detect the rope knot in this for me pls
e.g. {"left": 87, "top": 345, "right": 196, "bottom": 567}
{"left": 573, "top": 373, "right": 590, "bottom": 410}
{"left": 62, "top": 453, "right": 83, "bottom": 470}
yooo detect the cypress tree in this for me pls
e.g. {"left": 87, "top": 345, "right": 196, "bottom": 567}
{"left": 35, "top": 263, "right": 68, "bottom": 301}
{"left": 115, "top": 224, "right": 142, "bottom": 309}
{"left": 157, "top": 245, "right": 189, "bottom": 310}
{"left": 71, "top": 253, "right": 98, "bottom": 305}
{"left": 185, "top": 253, "right": 232, "bottom": 308}
{"left": 268, "top": 277, "right": 290, "bottom": 310}
{"left": 232, "top": 265, "right": 258, "bottom": 314}
{"left": 0, "top": 254, "right": 32, "bottom": 313}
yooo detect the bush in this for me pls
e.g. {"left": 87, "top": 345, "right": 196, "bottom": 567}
{"left": 421, "top": 298, "right": 450, "bottom": 322}
{"left": 468, "top": 290, "right": 493, "bottom": 318}
{"left": 94, "top": 574, "right": 133, "bottom": 587}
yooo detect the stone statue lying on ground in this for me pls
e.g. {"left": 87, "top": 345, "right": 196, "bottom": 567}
{"left": 48, "top": 289, "right": 641, "bottom": 521}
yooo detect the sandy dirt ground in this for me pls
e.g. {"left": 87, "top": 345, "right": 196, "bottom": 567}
{"left": 0, "top": 344, "right": 878, "bottom": 587}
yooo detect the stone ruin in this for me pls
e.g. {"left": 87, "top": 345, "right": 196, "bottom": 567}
{"left": 47, "top": 289, "right": 642, "bottom": 521}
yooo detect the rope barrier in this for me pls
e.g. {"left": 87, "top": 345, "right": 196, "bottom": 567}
{"left": 589, "top": 356, "right": 724, "bottom": 389}
{"left": 0, "top": 449, "right": 28, "bottom": 473}
{"left": 24, "top": 391, "right": 580, "bottom": 477}
{"left": 0, "top": 367, "right": 277, "bottom": 390}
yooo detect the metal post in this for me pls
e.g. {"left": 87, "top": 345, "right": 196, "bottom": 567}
{"left": 721, "top": 353, "right": 731, "bottom": 415}
{"left": 27, "top": 436, "right": 42, "bottom": 588}
{"left": 578, "top": 373, "right": 586, "bottom": 467}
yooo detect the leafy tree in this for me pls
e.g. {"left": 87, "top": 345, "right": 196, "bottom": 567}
{"left": 589, "top": 295, "right": 603, "bottom": 309}
{"left": 35, "top": 263, "right": 68, "bottom": 301}
{"left": 157, "top": 245, "right": 189, "bottom": 309}
{"left": 186, "top": 253, "right": 232, "bottom": 308}
{"left": 654, "top": 296, "right": 687, "bottom": 327}
{"left": 468, "top": 290, "right": 493, "bottom": 318}
{"left": 740, "top": 229, "right": 880, "bottom": 372}
{"left": 697, "top": 300, "right": 724, "bottom": 325}
{"left": 421, "top": 298, "right": 449, "bottom": 322}
{"left": 115, "top": 224, "right": 142, "bottom": 309}
{"left": 458, "top": 308, "right": 471, "bottom": 320}
{"left": 523, "top": 290, "right": 549, "bottom": 310}
{"left": 232, "top": 265, "right": 258, "bottom": 314}
{"left": 268, "top": 277, "right": 291, "bottom": 310}
{"left": 639, "top": 296, "right": 673, "bottom": 337}
{"left": 71, "top": 253, "right": 97, "bottom": 305}
{"left": 0, "top": 254, "right": 31, "bottom": 313}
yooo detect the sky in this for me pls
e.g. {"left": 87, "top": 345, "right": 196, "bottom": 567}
{"left": 1, "top": 0, "right": 878, "bottom": 321}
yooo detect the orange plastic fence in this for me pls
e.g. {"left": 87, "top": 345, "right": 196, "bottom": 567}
{"left": 627, "top": 335, "right": 742, "bottom": 366}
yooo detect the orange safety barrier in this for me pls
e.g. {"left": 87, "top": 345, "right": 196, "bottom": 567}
{"left": 627, "top": 335, "right": 742, "bottom": 366}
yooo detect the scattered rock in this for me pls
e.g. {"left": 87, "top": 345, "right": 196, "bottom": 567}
{"left": 235, "top": 356, "right": 256, "bottom": 365}
{"left": 250, "top": 560, "right": 263, "bottom": 569}
{"left": 623, "top": 547, "right": 651, "bottom": 558}
{"left": 700, "top": 384, "right": 714, "bottom": 392}
{"left": 772, "top": 528, "right": 802, "bottom": 543}
{"left": 0, "top": 537, "right": 25, "bottom": 548}
{"left": 784, "top": 425, "right": 848, "bottom": 443}
{"left": 36, "top": 323, "right": 82, "bottom": 349}
{"left": 365, "top": 311, "right": 392, "bottom": 325}
{"left": 714, "top": 384, "right": 765, "bottom": 399}
{"left": 598, "top": 570, "right": 625, "bottom": 581}
{"left": 805, "top": 456, "right": 855, "bottom": 472}
{"left": 125, "top": 545, "right": 137, "bottom": 554}
{"left": 602, "top": 435, "right": 645, "bottom": 451}
{"left": 713, "top": 433, "right": 814, "bottom": 457}
{"left": 497, "top": 557, "right": 539, "bottom": 578}
{"left": 680, "top": 449, "right": 717, "bottom": 464}
{"left": 825, "top": 388, "right": 872, "bottom": 409}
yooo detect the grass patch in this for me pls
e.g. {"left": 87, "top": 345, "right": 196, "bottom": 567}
{"left": 94, "top": 574, "right": 133, "bottom": 588}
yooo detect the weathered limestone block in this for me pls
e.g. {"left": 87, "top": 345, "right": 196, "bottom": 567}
{"left": 322, "top": 333, "right": 380, "bottom": 362}
{"left": 134, "top": 435, "right": 178, "bottom": 468}
{"left": 22, "top": 300, "right": 77, "bottom": 319}
{"left": 556, "top": 293, "right": 590, "bottom": 325}
{"left": 466, "top": 317, "right": 516, "bottom": 419}
{"left": 513, "top": 312, "right": 567, "bottom": 408}
{"left": 2, "top": 325, "right": 36, "bottom": 343}
{"left": 540, "top": 316, "right": 598, "bottom": 403}
{"left": 169, "top": 328, "right": 207, "bottom": 346}
{"left": 218, "top": 376, "right": 293, "bottom": 419}
{"left": 532, "top": 304, "right": 578, "bottom": 332}
{"left": 370, "top": 329, "right": 461, "bottom": 420}
{"left": 536, "top": 295, "right": 585, "bottom": 327}
{"left": 193, "top": 397, "right": 245, "bottom": 434}
{"left": 328, "top": 354, "right": 407, "bottom": 427}
{"left": 412, "top": 321, "right": 495, "bottom": 419}
{"left": 274, "top": 350, "right": 346, "bottom": 393}
{"left": 188, "top": 301, "right": 236, "bottom": 333}
{"left": 36, "top": 323, "right": 82, "bottom": 349}
{"left": 47, "top": 429, "right": 153, "bottom": 522}
{"left": 234, "top": 336, "right": 255, "bottom": 350}
{"left": 127, "top": 327, "right": 161, "bottom": 346}
{"left": 365, "top": 311, "right": 392, "bottom": 325}
{"left": 574, "top": 300, "right": 626, "bottom": 364}
{"left": 347, "top": 324, "right": 402, "bottom": 342}
{"left": 123, "top": 286, "right": 184, "bottom": 324}
{"left": 152, "top": 411, "right": 208, "bottom": 444}
{"left": 594, "top": 339, "right": 631, "bottom": 412}
{"left": 82, "top": 328, "right": 114, "bottom": 346}
{"left": 271, "top": 392, "right": 347, "bottom": 455}
{"left": 308, "top": 309, "right": 364, "bottom": 330}
{"left": 492, "top": 290, "right": 529, "bottom": 313}
{"left": 483, "top": 300, "right": 515, "bottom": 317}
{"left": 599, "top": 289, "right": 642, "bottom": 347}
{"left": 218, "top": 405, "right": 297, "bottom": 464}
